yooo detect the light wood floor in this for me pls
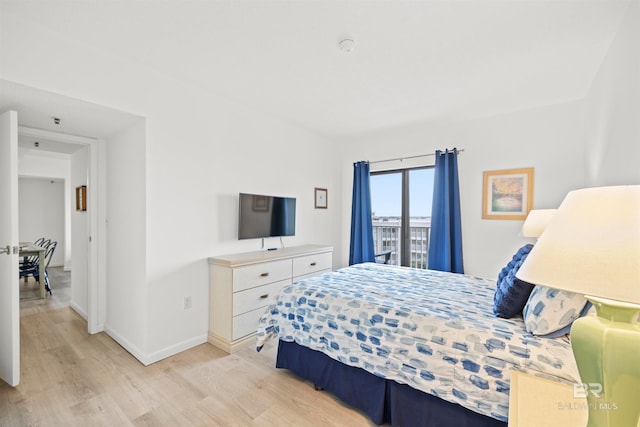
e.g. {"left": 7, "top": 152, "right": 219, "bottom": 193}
{"left": 0, "top": 269, "right": 379, "bottom": 426}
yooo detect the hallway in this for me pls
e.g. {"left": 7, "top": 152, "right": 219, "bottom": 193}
{"left": 19, "top": 267, "right": 70, "bottom": 316}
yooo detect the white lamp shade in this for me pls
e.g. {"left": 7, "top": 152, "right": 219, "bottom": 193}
{"left": 516, "top": 185, "right": 640, "bottom": 305}
{"left": 522, "top": 209, "right": 557, "bottom": 237}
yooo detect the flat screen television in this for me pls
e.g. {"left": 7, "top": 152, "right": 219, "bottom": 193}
{"left": 238, "top": 193, "right": 296, "bottom": 240}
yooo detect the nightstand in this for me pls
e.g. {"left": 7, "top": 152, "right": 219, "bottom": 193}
{"left": 508, "top": 370, "right": 588, "bottom": 427}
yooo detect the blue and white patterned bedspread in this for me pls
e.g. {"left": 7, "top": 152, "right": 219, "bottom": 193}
{"left": 256, "top": 263, "right": 579, "bottom": 422}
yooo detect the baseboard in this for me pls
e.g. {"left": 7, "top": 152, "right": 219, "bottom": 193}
{"left": 208, "top": 331, "right": 255, "bottom": 354}
{"left": 144, "top": 334, "right": 209, "bottom": 365}
{"left": 104, "top": 325, "right": 208, "bottom": 366}
{"left": 103, "top": 324, "right": 149, "bottom": 365}
{"left": 69, "top": 301, "right": 87, "bottom": 320}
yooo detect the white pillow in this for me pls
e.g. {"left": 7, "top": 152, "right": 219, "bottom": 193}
{"left": 523, "top": 285, "right": 589, "bottom": 337}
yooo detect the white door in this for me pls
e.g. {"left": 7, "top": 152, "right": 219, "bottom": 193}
{"left": 0, "top": 110, "right": 20, "bottom": 386}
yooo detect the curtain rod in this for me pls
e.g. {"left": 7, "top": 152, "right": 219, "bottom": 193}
{"left": 369, "top": 148, "right": 465, "bottom": 165}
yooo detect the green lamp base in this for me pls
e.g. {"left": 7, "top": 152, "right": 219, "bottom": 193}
{"left": 570, "top": 296, "right": 640, "bottom": 427}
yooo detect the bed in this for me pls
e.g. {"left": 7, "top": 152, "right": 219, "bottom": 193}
{"left": 256, "top": 263, "right": 580, "bottom": 426}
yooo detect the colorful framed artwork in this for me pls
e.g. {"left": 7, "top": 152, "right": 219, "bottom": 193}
{"left": 482, "top": 168, "right": 534, "bottom": 220}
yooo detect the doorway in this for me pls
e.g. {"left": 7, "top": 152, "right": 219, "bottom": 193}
{"left": 1, "top": 79, "right": 144, "bottom": 386}
{"left": 18, "top": 126, "right": 101, "bottom": 332}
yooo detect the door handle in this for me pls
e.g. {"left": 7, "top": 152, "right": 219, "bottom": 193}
{"left": 1, "top": 245, "right": 18, "bottom": 255}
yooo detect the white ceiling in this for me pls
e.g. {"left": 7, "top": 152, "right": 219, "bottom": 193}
{"left": 18, "top": 134, "right": 83, "bottom": 155}
{"left": 0, "top": 79, "right": 141, "bottom": 154}
{"left": 0, "top": 0, "right": 632, "bottom": 139}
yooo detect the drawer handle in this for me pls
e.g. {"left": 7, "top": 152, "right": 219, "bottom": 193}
{"left": 310, "top": 262, "right": 317, "bottom": 266}
{"left": 260, "top": 272, "right": 269, "bottom": 277}
{"left": 259, "top": 294, "right": 269, "bottom": 299}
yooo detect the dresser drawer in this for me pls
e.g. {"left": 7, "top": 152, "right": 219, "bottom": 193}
{"left": 233, "top": 278, "right": 290, "bottom": 315}
{"left": 232, "top": 259, "right": 291, "bottom": 292}
{"left": 292, "top": 252, "right": 332, "bottom": 278}
{"left": 233, "top": 307, "right": 268, "bottom": 340}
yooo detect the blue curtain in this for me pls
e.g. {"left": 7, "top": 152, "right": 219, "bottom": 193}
{"left": 349, "top": 161, "right": 376, "bottom": 265}
{"left": 428, "top": 148, "right": 464, "bottom": 273}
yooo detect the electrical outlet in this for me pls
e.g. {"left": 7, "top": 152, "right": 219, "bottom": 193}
{"left": 183, "top": 296, "right": 192, "bottom": 310}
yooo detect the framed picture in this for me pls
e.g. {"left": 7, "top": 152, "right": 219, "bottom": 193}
{"left": 315, "top": 188, "right": 328, "bottom": 209}
{"left": 75, "top": 185, "right": 87, "bottom": 212}
{"left": 482, "top": 168, "right": 534, "bottom": 220}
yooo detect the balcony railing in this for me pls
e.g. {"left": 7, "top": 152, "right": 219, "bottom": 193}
{"left": 372, "top": 221, "right": 430, "bottom": 269}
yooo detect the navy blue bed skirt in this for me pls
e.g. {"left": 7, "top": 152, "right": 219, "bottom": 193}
{"left": 276, "top": 340, "right": 507, "bottom": 427}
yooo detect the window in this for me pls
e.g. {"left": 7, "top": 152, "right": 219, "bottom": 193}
{"left": 370, "top": 167, "right": 434, "bottom": 268}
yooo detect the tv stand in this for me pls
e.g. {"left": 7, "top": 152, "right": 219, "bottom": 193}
{"left": 208, "top": 244, "right": 333, "bottom": 353}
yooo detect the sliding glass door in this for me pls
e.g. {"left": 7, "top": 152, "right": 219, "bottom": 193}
{"left": 371, "top": 172, "right": 402, "bottom": 266}
{"left": 370, "top": 167, "right": 434, "bottom": 268}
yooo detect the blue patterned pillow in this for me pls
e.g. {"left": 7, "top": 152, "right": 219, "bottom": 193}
{"left": 493, "top": 244, "right": 535, "bottom": 318}
{"left": 523, "top": 285, "right": 590, "bottom": 337}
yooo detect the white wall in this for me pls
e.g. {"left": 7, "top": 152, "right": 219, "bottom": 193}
{"left": 105, "top": 120, "right": 148, "bottom": 360}
{"left": 70, "top": 147, "right": 89, "bottom": 319}
{"left": 339, "top": 101, "right": 587, "bottom": 279}
{"left": 584, "top": 0, "right": 640, "bottom": 186}
{"left": 140, "top": 84, "right": 341, "bottom": 363}
{"left": 17, "top": 177, "right": 65, "bottom": 267}
{"left": 144, "top": 82, "right": 342, "bottom": 362}
{"left": 0, "top": 6, "right": 342, "bottom": 363}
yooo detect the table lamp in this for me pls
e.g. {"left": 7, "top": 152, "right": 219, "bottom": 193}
{"left": 521, "top": 209, "right": 556, "bottom": 238}
{"left": 516, "top": 185, "right": 640, "bottom": 427}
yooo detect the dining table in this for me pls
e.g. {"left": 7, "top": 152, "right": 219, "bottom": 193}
{"left": 19, "top": 242, "right": 47, "bottom": 298}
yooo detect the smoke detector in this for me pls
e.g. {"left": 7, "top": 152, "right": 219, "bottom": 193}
{"left": 338, "top": 37, "right": 356, "bottom": 53}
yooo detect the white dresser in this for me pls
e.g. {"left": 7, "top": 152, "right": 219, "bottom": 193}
{"left": 208, "top": 244, "right": 333, "bottom": 353}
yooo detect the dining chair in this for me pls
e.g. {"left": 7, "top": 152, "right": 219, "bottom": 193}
{"left": 20, "top": 241, "right": 57, "bottom": 295}
{"left": 39, "top": 241, "right": 57, "bottom": 295}
{"left": 19, "top": 237, "right": 48, "bottom": 282}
